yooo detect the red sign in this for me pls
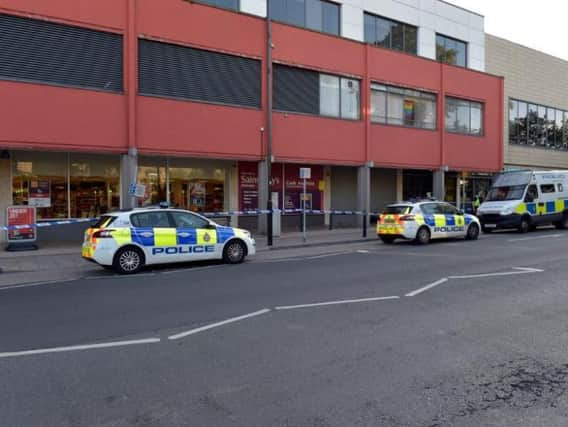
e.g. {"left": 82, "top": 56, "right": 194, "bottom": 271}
{"left": 6, "top": 206, "right": 36, "bottom": 242}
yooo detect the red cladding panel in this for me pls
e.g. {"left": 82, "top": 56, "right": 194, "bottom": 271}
{"left": 0, "top": 0, "right": 125, "bottom": 31}
{"left": 137, "top": 0, "right": 264, "bottom": 58}
{"left": 273, "top": 113, "right": 365, "bottom": 165}
{"left": 137, "top": 97, "right": 263, "bottom": 159}
{"left": 370, "top": 125, "right": 440, "bottom": 169}
{"left": 0, "top": 81, "right": 126, "bottom": 152}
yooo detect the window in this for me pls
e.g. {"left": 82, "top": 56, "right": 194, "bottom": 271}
{"left": 139, "top": 39, "right": 261, "bottom": 108}
{"left": 170, "top": 212, "right": 210, "bottom": 229}
{"left": 421, "top": 203, "right": 442, "bottom": 215}
{"left": 440, "top": 203, "right": 459, "bottom": 215}
{"left": 540, "top": 184, "right": 555, "bottom": 194}
{"left": 436, "top": 34, "right": 467, "bottom": 67}
{"left": 0, "top": 14, "right": 123, "bottom": 92}
{"left": 364, "top": 13, "right": 417, "bottom": 55}
{"left": 196, "top": 0, "right": 238, "bottom": 10}
{"left": 269, "top": 0, "right": 340, "bottom": 36}
{"left": 274, "top": 64, "right": 360, "bottom": 120}
{"left": 445, "top": 97, "right": 483, "bottom": 136}
{"left": 371, "top": 84, "right": 437, "bottom": 129}
{"left": 509, "top": 98, "right": 568, "bottom": 151}
{"left": 131, "top": 212, "right": 172, "bottom": 228}
{"left": 525, "top": 185, "right": 538, "bottom": 202}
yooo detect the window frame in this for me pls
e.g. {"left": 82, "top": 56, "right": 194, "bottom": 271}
{"left": 130, "top": 211, "right": 175, "bottom": 228}
{"left": 445, "top": 97, "right": 484, "bottom": 137}
{"left": 436, "top": 33, "right": 468, "bottom": 68}
{"left": 363, "top": 12, "right": 418, "bottom": 55}
{"left": 370, "top": 83, "right": 437, "bottom": 130}
{"left": 269, "top": 0, "right": 341, "bottom": 37}
{"left": 194, "top": 0, "right": 240, "bottom": 11}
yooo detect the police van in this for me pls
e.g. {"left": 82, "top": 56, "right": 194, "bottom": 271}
{"left": 82, "top": 207, "right": 255, "bottom": 274}
{"left": 377, "top": 200, "right": 480, "bottom": 244}
{"left": 477, "top": 170, "right": 568, "bottom": 233}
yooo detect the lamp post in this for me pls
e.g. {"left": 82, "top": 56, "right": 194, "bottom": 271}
{"left": 265, "top": 0, "right": 273, "bottom": 247}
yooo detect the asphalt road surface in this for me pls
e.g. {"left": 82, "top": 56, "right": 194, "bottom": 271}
{"left": 3, "top": 228, "right": 568, "bottom": 426}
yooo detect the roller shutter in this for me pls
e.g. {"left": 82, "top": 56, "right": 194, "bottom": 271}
{"left": 273, "top": 64, "right": 319, "bottom": 115}
{"left": 139, "top": 39, "right": 261, "bottom": 108}
{"left": 0, "top": 14, "right": 123, "bottom": 92}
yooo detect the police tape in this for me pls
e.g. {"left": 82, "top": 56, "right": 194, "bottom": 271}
{"left": 0, "top": 210, "right": 377, "bottom": 231}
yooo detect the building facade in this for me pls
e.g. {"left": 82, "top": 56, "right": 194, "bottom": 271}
{"left": 0, "top": 0, "right": 503, "bottom": 240}
{"left": 486, "top": 34, "right": 568, "bottom": 173}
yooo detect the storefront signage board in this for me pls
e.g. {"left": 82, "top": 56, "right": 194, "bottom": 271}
{"left": 6, "top": 206, "right": 37, "bottom": 243}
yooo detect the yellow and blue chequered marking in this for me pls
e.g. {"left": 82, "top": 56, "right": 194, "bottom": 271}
{"left": 515, "top": 199, "right": 568, "bottom": 216}
{"left": 414, "top": 215, "right": 472, "bottom": 228}
{"left": 121, "top": 226, "right": 240, "bottom": 247}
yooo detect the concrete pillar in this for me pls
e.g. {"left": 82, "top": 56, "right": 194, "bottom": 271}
{"left": 357, "top": 165, "right": 371, "bottom": 215}
{"left": 396, "top": 169, "right": 403, "bottom": 202}
{"left": 433, "top": 169, "right": 445, "bottom": 201}
{"left": 257, "top": 160, "right": 268, "bottom": 233}
{"left": 0, "top": 158, "right": 11, "bottom": 243}
{"left": 120, "top": 148, "right": 138, "bottom": 209}
{"left": 229, "top": 162, "right": 239, "bottom": 227}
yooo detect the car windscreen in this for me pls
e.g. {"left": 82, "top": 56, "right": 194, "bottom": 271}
{"left": 485, "top": 185, "right": 526, "bottom": 202}
{"left": 93, "top": 215, "right": 117, "bottom": 228}
{"left": 492, "top": 171, "right": 531, "bottom": 187}
{"left": 382, "top": 206, "right": 412, "bottom": 215}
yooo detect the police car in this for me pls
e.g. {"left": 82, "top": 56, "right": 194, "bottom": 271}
{"left": 377, "top": 200, "right": 480, "bottom": 244}
{"left": 82, "top": 207, "right": 255, "bottom": 274}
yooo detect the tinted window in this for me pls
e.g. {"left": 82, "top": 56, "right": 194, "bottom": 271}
{"left": 170, "top": 212, "right": 210, "bottom": 229}
{"left": 436, "top": 34, "right": 467, "bottom": 67}
{"left": 540, "top": 184, "right": 555, "bottom": 194}
{"left": 270, "top": 0, "right": 339, "bottom": 36}
{"left": 94, "top": 215, "right": 117, "bottom": 228}
{"left": 364, "top": 13, "right": 417, "bottom": 55}
{"left": 525, "top": 185, "right": 538, "bottom": 202}
{"left": 383, "top": 206, "right": 412, "bottom": 215}
{"left": 131, "top": 212, "right": 172, "bottom": 228}
{"left": 197, "top": 0, "right": 238, "bottom": 10}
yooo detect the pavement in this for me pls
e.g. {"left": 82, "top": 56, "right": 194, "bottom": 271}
{"left": 2, "top": 227, "right": 568, "bottom": 425}
{"left": 0, "top": 227, "right": 370, "bottom": 287}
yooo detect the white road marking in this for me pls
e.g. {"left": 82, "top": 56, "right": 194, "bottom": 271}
{"left": 275, "top": 296, "right": 399, "bottom": 311}
{"left": 513, "top": 267, "right": 545, "bottom": 272}
{"left": 168, "top": 309, "right": 271, "bottom": 340}
{"left": 405, "top": 278, "right": 449, "bottom": 297}
{"left": 0, "top": 338, "right": 161, "bottom": 359}
{"left": 356, "top": 250, "right": 370, "bottom": 253}
{"left": 161, "top": 265, "right": 221, "bottom": 275}
{"left": 0, "top": 279, "right": 78, "bottom": 291}
{"left": 507, "top": 234, "right": 562, "bottom": 242}
{"left": 306, "top": 251, "right": 352, "bottom": 260}
{"left": 448, "top": 268, "right": 544, "bottom": 279}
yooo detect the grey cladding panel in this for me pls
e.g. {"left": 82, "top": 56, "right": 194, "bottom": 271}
{"left": 0, "top": 14, "right": 123, "bottom": 92}
{"left": 139, "top": 39, "right": 261, "bottom": 108}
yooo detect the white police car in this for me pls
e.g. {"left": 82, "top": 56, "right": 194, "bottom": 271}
{"left": 377, "top": 200, "right": 480, "bottom": 244}
{"left": 82, "top": 207, "right": 255, "bottom": 274}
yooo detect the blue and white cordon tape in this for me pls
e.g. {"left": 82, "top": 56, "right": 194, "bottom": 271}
{"left": 0, "top": 209, "right": 377, "bottom": 231}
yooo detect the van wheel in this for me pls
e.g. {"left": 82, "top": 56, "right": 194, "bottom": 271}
{"left": 414, "top": 227, "right": 431, "bottom": 245}
{"left": 223, "top": 240, "right": 246, "bottom": 264}
{"left": 380, "top": 236, "right": 395, "bottom": 244}
{"left": 465, "top": 223, "right": 480, "bottom": 241}
{"left": 555, "top": 214, "right": 568, "bottom": 229}
{"left": 519, "top": 217, "right": 530, "bottom": 234}
{"left": 113, "top": 246, "right": 144, "bottom": 275}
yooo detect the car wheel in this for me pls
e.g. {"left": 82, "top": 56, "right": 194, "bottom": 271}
{"left": 380, "top": 236, "right": 395, "bottom": 244}
{"left": 519, "top": 217, "right": 530, "bottom": 234}
{"left": 414, "top": 227, "right": 431, "bottom": 245}
{"left": 223, "top": 239, "right": 246, "bottom": 264}
{"left": 555, "top": 214, "right": 568, "bottom": 229}
{"left": 113, "top": 246, "right": 144, "bottom": 275}
{"left": 465, "top": 223, "right": 480, "bottom": 241}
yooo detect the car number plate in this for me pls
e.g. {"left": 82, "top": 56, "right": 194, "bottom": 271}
{"left": 484, "top": 224, "right": 497, "bottom": 228}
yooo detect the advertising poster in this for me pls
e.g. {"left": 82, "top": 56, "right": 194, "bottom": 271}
{"left": 189, "top": 181, "right": 206, "bottom": 211}
{"left": 28, "top": 179, "right": 51, "bottom": 208}
{"left": 403, "top": 99, "right": 415, "bottom": 125}
{"left": 6, "top": 206, "right": 36, "bottom": 242}
{"left": 238, "top": 162, "right": 258, "bottom": 210}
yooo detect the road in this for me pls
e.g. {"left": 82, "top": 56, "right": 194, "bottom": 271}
{"left": 2, "top": 228, "right": 568, "bottom": 426}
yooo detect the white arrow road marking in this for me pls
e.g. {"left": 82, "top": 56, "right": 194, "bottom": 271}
{"left": 406, "top": 267, "right": 544, "bottom": 297}
{"left": 168, "top": 309, "right": 271, "bottom": 341}
{"left": 0, "top": 338, "right": 161, "bottom": 359}
{"left": 275, "top": 296, "right": 400, "bottom": 311}
{"left": 405, "top": 278, "right": 449, "bottom": 297}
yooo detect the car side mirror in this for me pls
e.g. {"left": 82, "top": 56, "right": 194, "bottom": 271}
{"left": 206, "top": 223, "right": 217, "bottom": 229}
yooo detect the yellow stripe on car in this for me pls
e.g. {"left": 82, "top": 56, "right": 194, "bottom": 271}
{"left": 197, "top": 229, "right": 218, "bottom": 245}
{"left": 153, "top": 228, "right": 177, "bottom": 246}
{"left": 111, "top": 228, "right": 132, "bottom": 245}
{"left": 434, "top": 215, "right": 446, "bottom": 227}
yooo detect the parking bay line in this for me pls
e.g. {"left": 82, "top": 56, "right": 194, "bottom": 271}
{"left": 0, "top": 338, "right": 161, "bottom": 359}
{"left": 275, "top": 296, "right": 400, "bottom": 311}
{"left": 168, "top": 308, "right": 271, "bottom": 340}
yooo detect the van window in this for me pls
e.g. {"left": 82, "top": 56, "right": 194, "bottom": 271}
{"left": 525, "top": 185, "right": 538, "bottom": 202}
{"left": 558, "top": 183, "right": 564, "bottom": 192}
{"left": 540, "top": 184, "right": 555, "bottom": 194}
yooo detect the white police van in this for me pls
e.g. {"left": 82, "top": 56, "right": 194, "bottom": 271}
{"left": 477, "top": 170, "right": 568, "bottom": 233}
{"left": 82, "top": 207, "right": 255, "bottom": 274}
